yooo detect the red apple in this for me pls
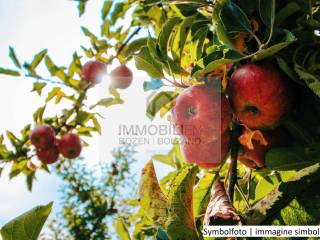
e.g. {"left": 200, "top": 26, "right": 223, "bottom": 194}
{"left": 181, "top": 131, "right": 230, "bottom": 168}
{"left": 110, "top": 64, "right": 133, "bottom": 89}
{"left": 172, "top": 85, "right": 232, "bottom": 143}
{"left": 238, "top": 128, "right": 290, "bottom": 169}
{"left": 30, "top": 124, "right": 56, "bottom": 150}
{"left": 229, "top": 64, "right": 292, "bottom": 129}
{"left": 36, "top": 146, "right": 60, "bottom": 164}
{"left": 82, "top": 60, "right": 107, "bottom": 85}
{"left": 58, "top": 133, "right": 82, "bottom": 159}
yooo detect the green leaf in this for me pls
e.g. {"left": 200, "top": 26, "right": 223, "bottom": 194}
{"left": 158, "top": 17, "right": 181, "bottom": 54}
{"left": 193, "top": 58, "right": 238, "bottom": 77}
{"left": 110, "top": 2, "right": 130, "bottom": 25}
{"left": 245, "top": 167, "right": 320, "bottom": 225}
{"left": 45, "top": 87, "right": 61, "bottom": 102}
{"left": 193, "top": 172, "right": 216, "bottom": 217}
{"left": 138, "top": 161, "right": 168, "bottom": 225}
{"left": 81, "top": 26, "right": 98, "bottom": 43}
{"left": 284, "top": 118, "right": 314, "bottom": 146}
{"left": 212, "top": 2, "right": 235, "bottom": 48}
{"left": 160, "top": 171, "right": 178, "bottom": 195}
{"left": 26, "top": 172, "right": 35, "bottom": 191}
{"left": 134, "top": 47, "right": 164, "bottom": 79}
{"left": 146, "top": 91, "right": 178, "bottom": 120}
{"left": 32, "top": 82, "right": 46, "bottom": 96}
{"left": 259, "top": 0, "right": 275, "bottom": 27}
{"left": 9, "top": 160, "right": 27, "bottom": 179}
{"left": 294, "top": 64, "right": 320, "bottom": 97}
{"left": 33, "top": 105, "right": 46, "bottom": 123}
{"left": 91, "top": 115, "right": 101, "bottom": 134}
{"left": 0, "top": 67, "right": 20, "bottom": 76}
{"left": 114, "top": 218, "right": 131, "bottom": 240}
{"left": 275, "top": 2, "right": 301, "bottom": 27}
{"left": 276, "top": 57, "right": 300, "bottom": 84}
{"left": 101, "top": 0, "right": 112, "bottom": 20}
{"left": 251, "top": 31, "right": 296, "bottom": 61}
{"left": 254, "top": 175, "right": 280, "bottom": 201}
{"left": 9, "top": 47, "right": 21, "bottom": 69}
{"left": 219, "top": 1, "right": 252, "bottom": 33}
{"left": 120, "top": 37, "right": 148, "bottom": 59}
{"left": 191, "top": 26, "right": 208, "bottom": 61}
{"left": 176, "top": 15, "right": 197, "bottom": 60}
{"left": 1, "top": 202, "right": 53, "bottom": 240}
{"left": 6, "top": 131, "right": 20, "bottom": 148}
{"left": 192, "top": 47, "right": 244, "bottom": 76}
{"left": 266, "top": 147, "right": 317, "bottom": 171}
{"left": 30, "top": 49, "right": 47, "bottom": 70}
{"left": 68, "top": 52, "right": 82, "bottom": 77}
{"left": 75, "top": 111, "right": 93, "bottom": 125}
{"left": 90, "top": 98, "right": 124, "bottom": 109}
{"left": 45, "top": 56, "right": 67, "bottom": 82}
{"left": 165, "top": 166, "right": 199, "bottom": 240}
{"left": 78, "top": 1, "right": 87, "bottom": 16}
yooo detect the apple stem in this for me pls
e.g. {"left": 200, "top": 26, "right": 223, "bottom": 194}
{"left": 227, "top": 118, "right": 242, "bottom": 202}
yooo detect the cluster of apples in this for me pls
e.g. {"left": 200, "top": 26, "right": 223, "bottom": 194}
{"left": 173, "top": 63, "right": 292, "bottom": 169}
{"left": 30, "top": 124, "right": 82, "bottom": 164}
{"left": 82, "top": 60, "right": 133, "bottom": 89}
{"left": 29, "top": 60, "right": 133, "bottom": 165}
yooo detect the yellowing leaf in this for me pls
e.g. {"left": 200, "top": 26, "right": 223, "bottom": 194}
{"left": 238, "top": 126, "right": 268, "bottom": 150}
{"left": 54, "top": 90, "right": 66, "bottom": 104}
{"left": 114, "top": 218, "right": 131, "bottom": 240}
{"left": 234, "top": 32, "right": 246, "bottom": 53}
{"left": 90, "top": 97, "right": 124, "bottom": 109}
{"left": 165, "top": 166, "right": 199, "bottom": 240}
{"left": 138, "top": 160, "right": 168, "bottom": 225}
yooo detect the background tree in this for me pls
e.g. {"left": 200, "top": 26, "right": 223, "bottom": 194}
{"left": 45, "top": 145, "right": 137, "bottom": 240}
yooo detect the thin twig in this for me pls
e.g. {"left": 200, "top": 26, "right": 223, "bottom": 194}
{"left": 107, "top": 26, "right": 142, "bottom": 65}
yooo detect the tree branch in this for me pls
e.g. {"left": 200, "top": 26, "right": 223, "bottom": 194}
{"left": 227, "top": 117, "right": 241, "bottom": 202}
{"left": 107, "top": 26, "right": 142, "bottom": 65}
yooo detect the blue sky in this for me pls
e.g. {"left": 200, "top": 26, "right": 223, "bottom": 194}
{"left": 0, "top": 0, "right": 173, "bottom": 228}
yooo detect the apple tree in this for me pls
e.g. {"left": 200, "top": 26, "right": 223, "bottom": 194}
{"left": 0, "top": 0, "right": 320, "bottom": 240}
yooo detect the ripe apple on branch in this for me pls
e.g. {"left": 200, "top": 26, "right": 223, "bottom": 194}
{"left": 171, "top": 63, "right": 293, "bottom": 170}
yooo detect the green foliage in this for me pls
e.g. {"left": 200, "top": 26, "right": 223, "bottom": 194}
{"left": 152, "top": 140, "right": 185, "bottom": 169}
{"left": 245, "top": 164, "right": 320, "bottom": 225}
{"left": 134, "top": 47, "right": 164, "bottom": 79}
{"left": 193, "top": 172, "right": 216, "bottom": 217}
{"left": 266, "top": 147, "right": 320, "bottom": 171}
{"left": 146, "top": 91, "right": 178, "bottom": 120}
{"left": 220, "top": 1, "right": 252, "bottom": 33}
{"left": 259, "top": 0, "right": 275, "bottom": 27}
{"left": 1, "top": 202, "right": 52, "bottom": 240}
